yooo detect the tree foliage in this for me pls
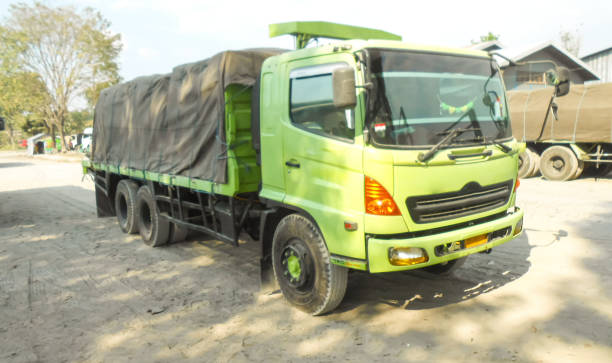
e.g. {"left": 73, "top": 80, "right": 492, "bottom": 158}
{"left": 471, "top": 32, "right": 500, "bottom": 45}
{"left": 2, "top": 2, "right": 121, "bottom": 151}
{"left": 0, "top": 26, "right": 50, "bottom": 146}
{"left": 559, "top": 28, "right": 581, "bottom": 57}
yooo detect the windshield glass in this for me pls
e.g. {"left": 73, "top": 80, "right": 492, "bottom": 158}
{"left": 365, "top": 49, "right": 512, "bottom": 147}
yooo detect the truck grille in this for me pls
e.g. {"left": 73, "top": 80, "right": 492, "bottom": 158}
{"left": 406, "top": 180, "right": 513, "bottom": 224}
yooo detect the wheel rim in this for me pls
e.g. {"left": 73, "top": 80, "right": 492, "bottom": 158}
{"left": 552, "top": 157, "right": 565, "bottom": 171}
{"left": 280, "top": 239, "right": 313, "bottom": 291}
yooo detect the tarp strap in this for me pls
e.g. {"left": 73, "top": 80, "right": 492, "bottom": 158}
{"left": 522, "top": 90, "right": 533, "bottom": 142}
{"left": 108, "top": 89, "right": 118, "bottom": 165}
{"left": 573, "top": 86, "right": 589, "bottom": 143}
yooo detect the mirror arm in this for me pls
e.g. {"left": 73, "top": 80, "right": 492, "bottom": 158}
{"left": 537, "top": 94, "right": 557, "bottom": 141}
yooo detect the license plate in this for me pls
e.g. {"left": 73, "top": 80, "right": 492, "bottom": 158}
{"left": 465, "top": 233, "right": 488, "bottom": 249}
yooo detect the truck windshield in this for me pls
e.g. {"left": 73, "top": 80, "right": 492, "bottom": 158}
{"left": 365, "top": 49, "right": 512, "bottom": 148}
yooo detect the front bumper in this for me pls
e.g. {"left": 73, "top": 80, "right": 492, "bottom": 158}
{"left": 367, "top": 208, "right": 524, "bottom": 273}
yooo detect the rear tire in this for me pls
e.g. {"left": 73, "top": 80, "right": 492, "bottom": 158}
{"left": 272, "top": 214, "right": 348, "bottom": 315}
{"left": 518, "top": 150, "right": 533, "bottom": 179}
{"left": 527, "top": 149, "right": 540, "bottom": 177}
{"left": 136, "top": 185, "right": 170, "bottom": 247}
{"left": 573, "top": 160, "right": 585, "bottom": 179}
{"left": 539, "top": 146, "right": 579, "bottom": 181}
{"left": 114, "top": 179, "right": 140, "bottom": 234}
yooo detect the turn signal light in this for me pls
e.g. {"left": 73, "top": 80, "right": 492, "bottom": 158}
{"left": 514, "top": 178, "right": 520, "bottom": 192}
{"left": 365, "top": 176, "right": 401, "bottom": 216}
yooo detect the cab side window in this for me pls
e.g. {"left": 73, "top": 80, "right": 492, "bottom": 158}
{"left": 290, "top": 68, "right": 354, "bottom": 140}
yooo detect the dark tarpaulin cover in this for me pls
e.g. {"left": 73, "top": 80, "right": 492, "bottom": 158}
{"left": 508, "top": 83, "right": 612, "bottom": 143}
{"left": 92, "top": 49, "right": 282, "bottom": 184}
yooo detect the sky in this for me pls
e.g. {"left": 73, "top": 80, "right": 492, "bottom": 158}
{"left": 1, "top": 0, "right": 611, "bottom": 82}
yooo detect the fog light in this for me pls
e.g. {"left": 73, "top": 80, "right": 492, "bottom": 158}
{"left": 388, "top": 247, "right": 429, "bottom": 266}
{"left": 513, "top": 217, "right": 523, "bottom": 236}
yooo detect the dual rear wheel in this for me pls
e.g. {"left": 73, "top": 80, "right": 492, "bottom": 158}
{"left": 114, "top": 182, "right": 188, "bottom": 246}
{"left": 520, "top": 146, "right": 587, "bottom": 181}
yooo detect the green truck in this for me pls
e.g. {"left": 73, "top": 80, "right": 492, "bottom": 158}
{"left": 84, "top": 22, "right": 547, "bottom": 315}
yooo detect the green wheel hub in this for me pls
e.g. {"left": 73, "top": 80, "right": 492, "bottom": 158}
{"left": 287, "top": 254, "right": 301, "bottom": 279}
{"left": 280, "top": 239, "right": 312, "bottom": 289}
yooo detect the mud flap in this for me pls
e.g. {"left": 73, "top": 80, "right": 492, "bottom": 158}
{"left": 259, "top": 208, "right": 281, "bottom": 294}
{"left": 95, "top": 183, "right": 115, "bottom": 217}
{"left": 260, "top": 255, "right": 279, "bottom": 294}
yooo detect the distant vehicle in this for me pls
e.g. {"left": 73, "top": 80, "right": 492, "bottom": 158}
{"left": 81, "top": 127, "right": 93, "bottom": 152}
{"left": 509, "top": 82, "right": 612, "bottom": 180}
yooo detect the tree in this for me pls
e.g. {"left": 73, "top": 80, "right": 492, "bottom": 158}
{"left": 3, "top": 2, "right": 121, "bottom": 151}
{"left": 472, "top": 32, "right": 500, "bottom": 44}
{"left": 559, "top": 28, "right": 582, "bottom": 57}
{"left": 0, "top": 26, "right": 50, "bottom": 146}
{"left": 0, "top": 71, "right": 50, "bottom": 145}
{"left": 66, "top": 109, "right": 93, "bottom": 134}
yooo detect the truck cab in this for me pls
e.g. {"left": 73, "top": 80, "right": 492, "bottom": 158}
{"left": 258, "top": 36, "right": 523, "bottom": 284}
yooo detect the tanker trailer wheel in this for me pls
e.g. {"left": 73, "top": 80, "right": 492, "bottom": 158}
{"left": 518, "top": 150, "right": 534, "bottom": 178}
{"left": 136, "top": 185, "right": 170, "bottom": 247}
{"left": 271, "top": 214, "right": 348, "bottom": 315}
{"left": 422, "top": 256, "right": 467, "bottom": 276}
{"left": 114, "top": 180, "right": 140, "bottom": 234}
{"left": 539, "top": 146, "right": 579, "bottom": 181}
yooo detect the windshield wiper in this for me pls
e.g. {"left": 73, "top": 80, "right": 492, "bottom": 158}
{"left": 491, "top": 139, "right": 512, "bottom": 153}
{"left": 458, "top": 135, "right": 512, "bottom": 154}
{"left": 418, "top": 126, "right": 479, "bottom": 162}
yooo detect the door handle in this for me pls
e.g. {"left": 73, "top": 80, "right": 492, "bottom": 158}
{"left": 285, "top": 160, "right": 300, "bottom": 168}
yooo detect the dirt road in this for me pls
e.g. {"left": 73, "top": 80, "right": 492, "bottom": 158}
{"left": 1, "top": 152, "right": 611, "bottom": 362}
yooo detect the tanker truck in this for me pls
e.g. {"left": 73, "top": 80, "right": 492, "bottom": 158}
{"left": 83, "top": 22, "right": 549, "bottom": 315}
{"left": 509, "top": 82, "right": 612, "bottom": 181}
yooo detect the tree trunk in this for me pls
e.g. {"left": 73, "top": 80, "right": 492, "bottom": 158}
{"left": 50, "top": 124, "right": 57, "bottom": 150}
{"left": 59, "top": 119, "right": 68, "bottom": 153}
{"left": 7, "top": 123, "right": 16, "bottom": 148}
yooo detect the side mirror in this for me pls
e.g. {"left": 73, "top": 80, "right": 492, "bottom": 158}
{"left": 332, "top": 67, "right": 357, "bottom": 109}
{"left": 546, "top": 67, "right": 570, "bottom": 97}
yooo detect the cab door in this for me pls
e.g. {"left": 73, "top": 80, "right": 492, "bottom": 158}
{"left": 282, "top": 56, "right": 366, "bottom": 260}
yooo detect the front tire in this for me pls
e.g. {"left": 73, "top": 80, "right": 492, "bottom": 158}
{"left": 272, "top": 214, "right": 348, "bottom": 315}
{"left": 136, "top": 185, "right": 170, "bottom": 247}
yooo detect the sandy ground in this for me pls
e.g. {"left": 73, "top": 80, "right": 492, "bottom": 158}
{"left": 0, "top": 151, "right": 611, "bottom": 363}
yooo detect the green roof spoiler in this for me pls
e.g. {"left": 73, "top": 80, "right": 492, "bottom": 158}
{"left": 269, "top": 21, "right": 402, "bottom": 49}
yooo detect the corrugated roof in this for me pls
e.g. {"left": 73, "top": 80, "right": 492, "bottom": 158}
{"left": 495, "top": 41, "right": 599, "bottom": 80}
{"left": 467, "top": 40, "right": 504, "bottom": 51}
{"left": 581, "top": 46, "right": 612, "bottom": 60}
